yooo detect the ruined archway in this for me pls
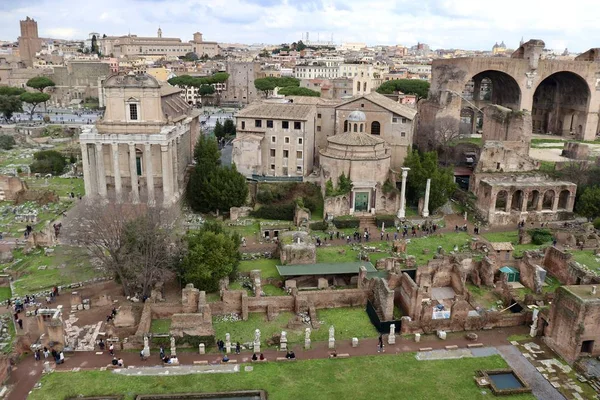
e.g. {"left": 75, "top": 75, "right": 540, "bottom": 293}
{"left": 495, "top": 190, "right": 508, "bottom": 211}
{"left": 462, "top": 70, "right": 522, "bottom": 111}
{"left": 542, "top": 190, "right": 555, "bottom": 210}
{"left": 459, "top": 107, "right": 483, "bottom": 135}
{"left": 558, "top": 190, "right": 570, "bottom": 209}
{"left": 527, "top": 190, "right": 540, "bottom": 211}
{"left": 511, "top": 190, "right": 524, "bottom": 211}
{"left": 532, "top": 72, "right": 591, "bottom": 136}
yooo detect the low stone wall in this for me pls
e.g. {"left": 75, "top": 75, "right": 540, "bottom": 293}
{"left": 400, "top": 311, "right": 528, "bottom": 334}
{"left": 134, "top": 301, "right": 152, "bottom": 336}
{"left": 151, "top": 303, "right": 183, "bottom": 319}
{"left": 543, "top": 246, "right": 596, "bottom": 285}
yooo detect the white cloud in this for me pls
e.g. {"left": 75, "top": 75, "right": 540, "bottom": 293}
{"left": 0, "top": 0, "right": 598, "bottom": 52}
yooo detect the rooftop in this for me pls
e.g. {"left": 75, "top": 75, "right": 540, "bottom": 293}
{"left": 338, "top": 91, "right": 417, "bottom": 120}
{"left": 327, "top": 131, "right": 386, "bottom": 146}
{"left": 236, "top": 102, "right": 314, "bottom": 120}
{"left": 276, "top": 262, "right": 376, "bottom": 276}
{"left": 562, "top": 285, "right": 600, "bottom": 302}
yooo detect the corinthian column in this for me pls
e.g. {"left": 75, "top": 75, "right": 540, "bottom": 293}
{"left": 128, "top": 143, "right": 139, "bottom": 203}
{"left": 144, "top": 143, "right": 155, "bottom": 205}
{"left": 161, "top": 144, "right": 173, "bottom": 205}
{"left": 95, "top": 143, "right": 107, "bottom": 198}
{"left": 422, "top": 178, "right": 431, "bottom": 217}
{"left": 111, "top": 143, "right": 122, "bottom": 201}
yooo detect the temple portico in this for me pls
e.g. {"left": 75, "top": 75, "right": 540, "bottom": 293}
{"left": 80, "top": 73, "right": 199, "bottom": 205}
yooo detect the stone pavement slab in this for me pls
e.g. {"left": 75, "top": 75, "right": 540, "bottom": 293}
{"left": 114, "top": 364, "right": 239, "bottom": 376}
{"left": 497, "top": 345, "right": 565, "bottom": 400}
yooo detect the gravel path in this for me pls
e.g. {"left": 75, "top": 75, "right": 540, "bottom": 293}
{"left": 496, "top": 345, "right": 566, "bottom": 400}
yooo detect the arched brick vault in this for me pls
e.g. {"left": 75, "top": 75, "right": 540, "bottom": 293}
{"left": 428, "top": 46, "right": 600, "bottom": 140}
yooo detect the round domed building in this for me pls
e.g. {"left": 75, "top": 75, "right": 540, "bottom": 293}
{"left": 320, "top": 111, "right": 396, "bottom": 214}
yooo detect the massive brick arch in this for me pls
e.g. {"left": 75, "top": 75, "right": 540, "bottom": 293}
{"left": 463, "top": 70, "right": 522, "bottom": 111}
{"left": 532, "top": 71, "right": 592, "bottom": 135}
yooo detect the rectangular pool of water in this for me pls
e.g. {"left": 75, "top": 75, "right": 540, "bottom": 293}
{"left": 478, "top": 369, "right": 531, "bottom": 395}
{"left": 489, "top": 373, "right": 524, "bottom": 390}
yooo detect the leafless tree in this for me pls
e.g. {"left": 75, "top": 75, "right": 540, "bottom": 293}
{"left": 432, "top": 117, "right": 461, "bottom": 165}
{"left": 64, "top": 202, "right": 179, "bottom": 297}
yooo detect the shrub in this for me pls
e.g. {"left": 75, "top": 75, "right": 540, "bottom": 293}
{"left": 310, "top": 221, "right": 328, "bottom": 231}
{"left": 256, "top": 189, "right": 274, "bottom": 204}
{"left": 0, "top": 134, "right": 16, "bottom": 150}
{"left": 375, "top": 215, "right": 396, "bottom": 229}
{"left": 528, "top": 228, "right": 553, "bottom": 245}
{"left": 332, "top": 216, "right": 359, "bottom": 229}
{"left": 250, "top": 204, "right": 295, "bottom": 220}
{"left": 593, "top": 217, "right": 600, "bottom": 230}
{"left": 30, "top": 150, "right": 67, "bottom": 175}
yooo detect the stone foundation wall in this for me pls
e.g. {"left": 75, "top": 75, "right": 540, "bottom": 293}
{"left": 151, "top": 303, "right": 183, "bottom": 318}
{"left": 397, "top": 272, "right": 419, "bottom": 319}
{"left": 370, "top": 278, "right": 394, "bottom": 321}
{"left": 543, "top": 246, "right": 595, "bottom": 285}
{"left": 134, "top": 301, "right": 152, "bottom": 336}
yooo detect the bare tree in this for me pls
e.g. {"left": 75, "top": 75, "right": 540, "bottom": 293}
{"left": 64, "top": 202, "right": 179, "bottom": 297}
{"left": 432, "top": 117, "right": 461, "bottom": 165}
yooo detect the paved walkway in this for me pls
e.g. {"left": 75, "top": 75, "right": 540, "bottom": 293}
{"left": 497, "top": 345, "right": 566, "bottom": 400}
{"left": 6, "top": 326, "right": 529, "bottom": 399}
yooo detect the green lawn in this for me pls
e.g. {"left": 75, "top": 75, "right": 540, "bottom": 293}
{"left": 213, "top": 307, "right": 376, "bottom": 348}
{"left": 239, "top": 259, "right": 280, "bottom": 279}
{"left": 405, "top": 232, "right": 472, "bottom": 266}
{"left": 262, "top": 284, "right": 286, "bottom": 296}
{"left": 0, "top": 287, "right": 11, "bottom": 302}
{"left": 28, "top": 353, "right": 534, "bottom": 400}
{"left": 150, "top": 319, "right": 171, "bottom": 334}
{"left": 481, "top": 230, "right": 549, "bottom": 257}
{"left": 316, "top": 246, "right": 359, "bottom": 263}
{"left": 3, "top": 246, "right": 106, "bottom": 296}
{"left": 570, "top": 250, "right": 600, "bottom": 273}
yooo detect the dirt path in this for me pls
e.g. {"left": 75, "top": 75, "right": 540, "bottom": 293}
{"left": 5, "top": 326, "right": 529, "bottom": 399}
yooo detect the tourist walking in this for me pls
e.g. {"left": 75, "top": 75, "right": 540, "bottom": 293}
{"left": 17, "top": 319, "right": 23, "bottom": 329}
{"left": 377, "top": 334, "right": 384, "bottom": 353}
{"left": 43, "top": 347, "right": 49, "bottom": 359}
{"left": 159, "top": 346, "right": 165, "bottom": 359}
{"left": 109, "top": 343, "right": 114, "bottom": 356}
{"left": 34, "top": 349, "right": 41, "bottom": 361}
{"left": 235, "top": 342, "right": 241, "bottom": 355}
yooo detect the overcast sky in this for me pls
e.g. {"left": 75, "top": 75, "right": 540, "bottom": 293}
{"left": 0, "top": 0, "right": 597, "bottom": 52}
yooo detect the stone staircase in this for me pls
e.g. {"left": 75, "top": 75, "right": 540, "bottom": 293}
{"left": 357, "top": 214, "right": 378, "bottom": 231}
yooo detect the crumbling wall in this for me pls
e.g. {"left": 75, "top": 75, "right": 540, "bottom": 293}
{"left": 370, "top": 278, "right": 394, "bottom": 321}
{"left": 134, "top": 301, "right": 152, "bottom": 336}
{"left": 397, "top": 272, "right": 420, "bottom": 319}
{"left": 544, "top": 246, "right": 595, "bottom": 285}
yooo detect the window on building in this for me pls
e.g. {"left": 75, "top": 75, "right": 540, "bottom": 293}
{"left": 282, "top": 121, "right": 289, "bottom": 129}
{"left": 267, "top": 120, "right": 273, "bottom": 128}
{"left": 392, "top": 117, "right": 398, "bottom": 123}
{"left": 401, "top": 131, "right": 406, "bottom": 137}
{"left": 356, "top": 81, "right": 361, "bottom": 92}
{"left": 371, "top": 121, "right": 381, "bottom": 135}
{"left": 294, "top": 121, "right": 301, "bottom": 130}
{"left": 317, "top": 126, "right": 321, "bottom": 132}
{"left": 298, "top": 138, "right": 303, "bottom": 145}
{"left": 402, "top": 118, "right": 407, "bottom": 124}
{"left": 283, "top": 150, "right": 289, "bottom": 158}
{"left": 353, "top": 124, "right": 357, "bottom": 132}
{"left": 129, "top": 103, "right": 138, "bottom": 120}
{"left": 296, "top": 151, "right": 303, "bottom": 159}
{"left": 359, "top": 124, "right": 363, "bottom": 132}
{"left": 271, "top": 136, "right": 276, "bottom": 143}
{"left": 344, "top": 120, "right": 348, "bottom": 132}
{"left": 317, "top": 113, "right": 322, "bottom": 119}
{"left": 285, "top": 137, "right": 290, "bottom": 144}
{"left": 296, "top": 166, "right": 302, "bottom": 173}
{"left": 255, "top": 119, "right": 262, "bottom": 128}
{"left": 363, "top": 82, "right": 367, "bottom": 92}
{"left": 270, "top": 149, "right": 276, "bottom": 157}
{"left": 270, "top": 164, "right": 275, "bottom": 170}
{"left": 241, "top": 121, "right": 245, "bottom": 129}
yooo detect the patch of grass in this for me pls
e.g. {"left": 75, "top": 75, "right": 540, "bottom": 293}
{"left": 228, "top": 281, "right": 251, "bottom": 295}
{"left": 0, "top": 287, "right": 11, "bottom": 302}
{"left": 481, "top": 230, "right": 549, "bottom": 257}
{"left": 205, "top": 292, "right": 221, "bottom": 302}
{"left": 405, "top": 232, "right": 472, "bottom": 266}
{"left": 316, "top": 246, "right": 359, "bottom": 263}
{"left": 466, "top": 283, "right": 499, "bottom": 309}
{"left": 29, "top": 354, "right": 534, "bottom": 400}
{"left": 262, "top": 284, "right": 286, "bottom": 296}
{"left": 1, "top": 318, "right": 15, "bottom": 355}
{"left": 7, "top": 246, "right": 105, "bottom": 296}
{"left": 449, "top": 137, "right": 482, "bottom": 147}
{"left": 213, "top": 307, "right": 376, "bottom": 348}
{"left": 507, "top": 334, "right": 532, "bottom": 342}
{"left": 222, "top": 219, "right": 261, "bottom": 239}
{"left": 570, "top": 250, "right": 600, "bottom": 273}
{"left": 149, "top": 319, "right": 171, "bottom": 334}
{"left": 238, "top": 259, "right": 280, "bottom": 279}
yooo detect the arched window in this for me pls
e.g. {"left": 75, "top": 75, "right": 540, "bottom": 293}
{"left": 363, "top": 82, "right": 367, "bottom": 92}
{"left": 359, "top": 124, "right": 363, "bottom": 132}
{"left": 344, "top": 120, "right": 348, "bottom": 132}
{"left": 353, "top": 124, "right": 357, "bottom": 132}
{"left": 371, "top": 121, "right": 381, "bottom": 135}
{"left": 356, "top": 81, "right": 361, "bottom": 92}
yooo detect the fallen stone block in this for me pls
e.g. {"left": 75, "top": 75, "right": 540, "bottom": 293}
{"left": 445, "top": 345, "right": 458, "bottom": 350}
{"left": 467, "top": 343, "right": 484, "bottom": 348}
{"left": 419, "top": 347, "right": 433, "bottom": 351}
